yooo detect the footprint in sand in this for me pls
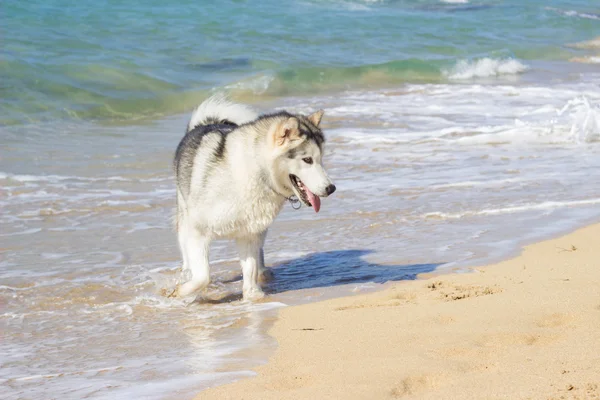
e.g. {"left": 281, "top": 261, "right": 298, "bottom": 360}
{"left": 438, "top": 284, "right": 502, "bottom": 301}
{"left": 390, "top": 374, "right": 439, "bottom": 398}
{"left": 535, "top": 312, "right": 574, "bottom": 328}
{"left": 335, "top": 291, "right": 416, "bottom": 311}
{"left": 475, "top": 332, "right": 559, "bottom": 348}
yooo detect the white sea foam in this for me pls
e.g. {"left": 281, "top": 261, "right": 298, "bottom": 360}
{"left": 0, "top": 172, "right": 170, "bottom": 183}
{"left": 326, "top": 82, "right": 600, "bottom": 146}
{"left": 546, "top": 7, "right": 600, "bottom": 21}
{"left": 445, "top": 58, "right": 528, "bottom": 80}
{"left": 424, "top": 199, "right": 600, "bottom": 220}
{"left": 449, "top": 95, "right": 600, "bottom": 145}
{"left": 441, "top": 0, "right": 468, "bottom": 3}
{"left": 558, "top": 97, "right": 600, "bottom": 143}
{"left": 568, "top": 37, "right": 600, "bottom": 50}
{"left": 571, "top": 56, "right": 600, "bottom": 64}
{"left": 430, "top": 178, "right": 525, "bottom": 189}
{"left": 0, "top": 172, "right": 122, "bottom": 182}
{"left": 3, "top": 365, "right": 125, "bottom": 383}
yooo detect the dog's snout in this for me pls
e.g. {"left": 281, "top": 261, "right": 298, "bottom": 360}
{"left": 325, "top": 184, "right": 336, "bottom": 196}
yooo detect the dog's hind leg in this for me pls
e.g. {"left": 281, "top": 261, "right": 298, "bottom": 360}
{"left": 237, "top": 234, "right": 266, "bottom": 300}
{"left": 257, "top": 231, "right": 273, "bottom": 283}
{"left": 177, "top": 221, "right": 189, "bottom": 272}
{"left": 177, "top": 226, "right": 211, "bottom": 297}
{"left": 175, "top": 191, "right": 189, "bottom": 271}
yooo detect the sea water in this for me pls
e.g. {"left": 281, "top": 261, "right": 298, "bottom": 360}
{"left": 2, "top": 0, "right": 599, "bottom": 398}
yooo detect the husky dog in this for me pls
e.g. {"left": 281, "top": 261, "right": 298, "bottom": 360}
{"left": 173, "top": 96, "right": 336, "bottom": 300}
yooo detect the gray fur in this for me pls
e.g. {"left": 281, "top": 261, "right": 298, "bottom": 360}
{"left": 174, "top": 123, "right": 236, "bottom": 199}
{"left": 172, "top": 96, "right": 335, "bottom": 300}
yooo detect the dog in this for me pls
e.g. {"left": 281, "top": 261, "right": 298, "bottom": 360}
{"left": 173, "top": 95, "right": 336, "bottom": 300}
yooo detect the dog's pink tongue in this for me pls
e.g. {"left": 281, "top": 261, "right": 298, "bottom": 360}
{"left": 305, "top": 187, "right": 321, "bottom": 213}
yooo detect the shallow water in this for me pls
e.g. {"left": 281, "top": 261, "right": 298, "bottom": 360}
{"left": 3, "top": 61, "right": 600, "bottom": 399}
{"left": 2, "top": 0, "right": 600, "bottom": 398}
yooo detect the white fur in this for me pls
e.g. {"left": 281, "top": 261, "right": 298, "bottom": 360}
{"left": 176, "top": 98, "right": 333, "bottom": 300}
{"left": 186, "top": 93, "right": 258, "bottom": 132}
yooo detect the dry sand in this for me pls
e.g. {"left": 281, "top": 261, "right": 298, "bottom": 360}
{"left": 196, "top": 224, "right": 600, "bottom": 399}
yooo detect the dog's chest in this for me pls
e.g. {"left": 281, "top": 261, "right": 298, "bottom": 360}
{"left": 201, "top": 182, "right": 285, "bottom": 238}
{"left": 234, "top": 193, "right": 284, "bottom": 234}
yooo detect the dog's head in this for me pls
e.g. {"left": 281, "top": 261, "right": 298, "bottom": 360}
{"left": 268, "top": 110, "right": 335, "bottom": 213}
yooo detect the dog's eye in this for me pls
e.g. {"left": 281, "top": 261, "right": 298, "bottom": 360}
{"left": 302, "top": 157, "right": 313, "bottom": 165}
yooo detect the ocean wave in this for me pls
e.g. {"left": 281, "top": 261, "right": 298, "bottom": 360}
{"left": 1, "top": 58, "right": 446, "bottom": 126}
{"left": 445, "top": 96, "right": 600, "bottom": 145}
{"left": 558, "top": 97, "right": 600, "bottom": 144}
{"left": 570, "top": 56, "right": 600, "bottom": 64}
{"left": 240, "top": 59, "right": 443, "bottom": 96}
{"left": 444, "top": 58, "right": 528, "bottom": 80}
{"left": 546, "top": 7, "right": 600, "bottom": 21}
{"left": 429, "top": 178, "right": 525, "bottom": 189}
{"left": 224, "top": 75, "right": 274, "bottom": 95}
{"left": 0, "top": 55, "right": 540, "bottom": 127}
{"left": 325, "top": 84, "right": 600, "bottom": 146}
{"left": 568, "top": 37, "right": 600, "bottom": 50}
{"left": 0, "top": 172, "right": 170, "bottom": 183}
{"left": 304, "top": 0, "right": 383, "bottom": 11}
{"left": 424, "top": 198, "right": 600, "bottom": 220}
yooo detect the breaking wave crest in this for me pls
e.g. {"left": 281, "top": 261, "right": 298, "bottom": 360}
{"left": 444, "top": 58, "right": 528, "bottom": 80}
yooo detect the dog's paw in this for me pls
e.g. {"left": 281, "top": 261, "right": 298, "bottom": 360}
{"left": 162, "top": 287, "right": 177, "bottom": 298}
{"left": 243, "top": 287, "right": 265, "bottom": 301}
{"left": 259, "top": 268, "right": 274, "bottom": 283}
{"left": 176, "top": 279, "right": 208, "bottom": 297}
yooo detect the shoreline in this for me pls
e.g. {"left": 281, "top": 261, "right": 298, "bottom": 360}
{"left": 195, "top": 223, "right": 600, "bottom": 399}
{"left": 5, "top": 4, "right": 600, "bottom": 399}
{"left": 5, "top": 59, "right": 599, "bottom": 400}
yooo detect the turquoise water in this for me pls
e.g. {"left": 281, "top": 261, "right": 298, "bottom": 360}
{"left": 2, "top": 0, "right": 598, "bottom": 125}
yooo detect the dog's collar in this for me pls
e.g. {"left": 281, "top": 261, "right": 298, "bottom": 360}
{"left": 288, "top": 195, "right": 301, "bottom": 209}
{"left": 267, "top": 182, "right": 302, "bottom": 210}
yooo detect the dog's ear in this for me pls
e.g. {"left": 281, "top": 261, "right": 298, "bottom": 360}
{"left": 275, "top": 117, "right": 300, "bottom": 146}
{"left": 307, "top": 110, "right": 324, "bottom": 127}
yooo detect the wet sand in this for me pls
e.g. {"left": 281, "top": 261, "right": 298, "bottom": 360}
{"left": 196, "top": 223, "right": 600, "bottom": 399}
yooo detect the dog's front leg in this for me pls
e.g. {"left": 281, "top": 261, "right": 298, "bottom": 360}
{"left": 237, "top": 234, "right": 265, "bottom": 300}
{"left": 177, "top": 228, "right": 211, "bottom": 297}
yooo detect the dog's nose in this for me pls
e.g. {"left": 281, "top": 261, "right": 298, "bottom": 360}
{"left": 325, "top": 184, "right": 336, "bottom": 196}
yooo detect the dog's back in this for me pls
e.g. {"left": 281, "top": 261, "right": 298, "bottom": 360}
{"left": 174, "top": 95, "right": 258, "bottom": 201}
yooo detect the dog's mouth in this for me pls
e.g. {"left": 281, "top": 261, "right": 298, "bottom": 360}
{"left": 289, "top": 174, "right": 321, "bottom": 213}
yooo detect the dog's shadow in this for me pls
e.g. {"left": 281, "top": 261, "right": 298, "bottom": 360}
{"left": 265, "top": 249, "right": 442, "bottom": 294}
{"left": 201, "top": 250, "right": 442, "bottom": 303}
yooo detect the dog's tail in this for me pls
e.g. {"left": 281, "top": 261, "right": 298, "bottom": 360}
{"left": 186, "top": 94, "right": 258, "bottom": 133}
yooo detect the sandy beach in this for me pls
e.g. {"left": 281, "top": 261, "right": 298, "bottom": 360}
{"left": 196, "top": 224, "right": 600, "bottom": 400}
